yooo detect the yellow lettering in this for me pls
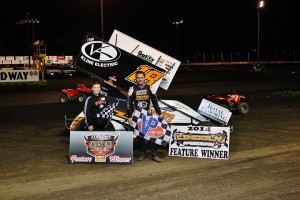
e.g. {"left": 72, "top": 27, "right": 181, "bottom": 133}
{"left": 175, "top": 133, "right": 224, "bottom": 142}
{"left": 125, "top": 65, "right": 164, "bottom": 86}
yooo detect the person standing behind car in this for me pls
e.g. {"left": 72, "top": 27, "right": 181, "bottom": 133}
{"left": 84, "top": 82, "right": 109, "bottom": 131}
{"left": 127, "top": 71, "right": 163, "bottom": 162}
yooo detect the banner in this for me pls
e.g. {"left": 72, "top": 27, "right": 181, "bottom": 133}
{"left": 0, "top": 70, "right": 39, "bottom": 82}
{"left": 169, "top": 125, "right": 230, "bottom": 160}
{"left": 5, "top": 56, "right": 14, "bottom": 60}
{"left": 74, "top": 33, "right": 166, "bottom": 92}
{"left": 131, "top": 107, "right": 171, "bottom": 146}
{"left": 109, "top": 29, "right": 181, "bottom": 90}
{"left": 2, "top": 60, "right": 11, "bottom": 64}
{"left": 11, "top": 60, "right": 20, "bottom": 64}
{"left": 69, "top": 131, "right": 133, "bottom": 164}
{"left": 197, "top": 99, "right": 232, "bottom": 125}
{"left": 15, "top": 56, "right": 24, "bottom": 60}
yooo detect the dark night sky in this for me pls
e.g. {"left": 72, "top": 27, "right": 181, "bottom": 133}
{"left": 0, "top": 0, "right": 299, "bottom": 60}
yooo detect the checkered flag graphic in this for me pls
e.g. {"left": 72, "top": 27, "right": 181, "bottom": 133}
{"left": 99, "top": 102, "right": 119, "bottom": 119}
{"left": 131, "top": 107, "right": 171, "bottom": 146}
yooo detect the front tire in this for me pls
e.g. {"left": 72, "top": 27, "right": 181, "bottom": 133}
{"left": 59, "top": 94, "right": 69, "bottom": 104}
{"left": 77, "top": 93, "right": 87, "bottom": 104}
{"left": 237, "top": 102, "right": 249, "bottom": 114}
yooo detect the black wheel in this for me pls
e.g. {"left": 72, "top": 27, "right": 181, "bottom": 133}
{"left": 237, "top": 102, "right": 249, "bottom": 114}
{"left": 59, "top": 94, "right": 69, "bottom": 104}
{"left": 77, "top": 93, "right": 87, "bottom": 104}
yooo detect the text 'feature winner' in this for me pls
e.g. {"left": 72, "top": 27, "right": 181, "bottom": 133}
{"left": 169, "top": 126, "right": 230, "bottom": 160}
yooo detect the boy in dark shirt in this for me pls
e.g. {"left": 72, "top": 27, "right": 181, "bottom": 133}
{"left": 84, "top": 82, "right": 109, "bottom": 131}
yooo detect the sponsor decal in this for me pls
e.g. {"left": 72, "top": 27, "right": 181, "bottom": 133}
{"left": 109, "top": 155, "right": 131, "bottom": 163}
{"left": 57, "top": 56, "right": 65, "bottom": 60}
{"left": 69, "top": 131, "right": 133, "bottom": 164}
{"left": 165, "top": 61, "right": 174, "bottom": 70}
{"left": 70, "top": 155, "right": 93, "bottom": 163}
{"left": 137, "top": 101, "right": 148, "bottom": 108}
{"left": 80, "top": 38, "right": 120, "bottom": 67}
{"left": 136, "top": 95, "right": 150, "bottom": 100}
{"left": 136, "top": 89, "right": 147, "bottom": 95}
{"left": 156, "top": 56, "right": 165, "bottom": 67}
{"left": 198, "top": 99, "right": 232, "bottom": 125}
{"left": 107, "top": 75, "right": 117, "bottom": 85}
{"left": 70, "top": 116, "right": 84, "bottom": 131}
{"left": 84, "top": 134, "right": 119, "bottom": 162}
{"left": 151, "top": 109, "right": 175, "bottom": 123}
{"left": 172, "top": 130, "right": 228, "bottom": 149}
{"left": 0, "top": 70, "right": 39, "bottom": 82}
{"left": 95, "top": 98, "right": 106, "bottom": 107}
{"left": 125, "top": 65, "right": 164, "bottom": 85}
{"left": 137, "top": 116, "right": 163, "bottom": 138}
{"left": 137, "top": 51, "right": 154, "bottom": 63}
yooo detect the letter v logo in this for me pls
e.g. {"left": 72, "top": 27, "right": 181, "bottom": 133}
{"left": 141, "top": 115, "right": 158, "bottom": 135}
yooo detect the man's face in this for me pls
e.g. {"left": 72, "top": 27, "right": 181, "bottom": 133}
{"left": 91, "top": 84, "right": 101, "bottom": 95}
{"left": 135, "top": 73, "right": 145, "bottom": 85}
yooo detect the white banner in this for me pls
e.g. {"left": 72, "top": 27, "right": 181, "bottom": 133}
{"left": 65, "top": 56, "right": 73, "bottom": 60}
{"left": 48, "top": 56, "right": 57, "bottom": 60}
{"left": 20, "top": 60, "right": 29, "bottom": 64}
{"left": 197, "top": 99, "right": 232, "bottom": 125}
{"left": 169, "top": 125, "right": 230, "bottom": 160}
{"left": 109, "top": 29, "right": 181, "bottom": 90}
{"left": 11, "top": 60, "right": 20, "bottom": 64}
{"left": 57, "top": 56, "right": 65, "bottom": 60}
{"left": 5, "top": 56, "right": 14, "bottom": 60}
{"left": 0, "top": 56, "right": 5, "bottom": 61}
{"left": 2, "top": 60, "right": 12, "bottom": 64}
{"left": 15, "top": 56, "right": 24, "bottom": 60}
{"left": 69, "top": 131, "right": 133, "bottom": 164}
{"left": 23, "top": 56, "right": 33, "bottom": 61}
{"left": 0, "top": 70, "right": 39, "bottom": 82}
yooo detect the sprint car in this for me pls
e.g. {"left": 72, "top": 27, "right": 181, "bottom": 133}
{"left": 65, "top": 84, "right": 217, "bottom": 132}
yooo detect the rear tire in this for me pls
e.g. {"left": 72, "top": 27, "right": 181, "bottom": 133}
{"left": 77, "top": 93, "right": 87, "bottom": 104}
{"left": 59, "top": 94, "right": 69, "bottom": 104}
{"left": 237, "top": 102, "right": 249, "bottom": 114}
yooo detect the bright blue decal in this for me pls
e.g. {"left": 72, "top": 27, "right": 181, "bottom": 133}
{"left": 141, "top": 115, "right": 158, "bottom": 135}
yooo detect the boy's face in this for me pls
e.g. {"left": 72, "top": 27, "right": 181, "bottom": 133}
{"left": 91, "top": 84, "right": 101, "bottom": 95}
{"left": 135, "top": 73, "right": 145, "bottom": 85}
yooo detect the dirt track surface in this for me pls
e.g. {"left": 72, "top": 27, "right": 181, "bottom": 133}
{"left": 0, "top": 70, "right": 300, "bottom": 199}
